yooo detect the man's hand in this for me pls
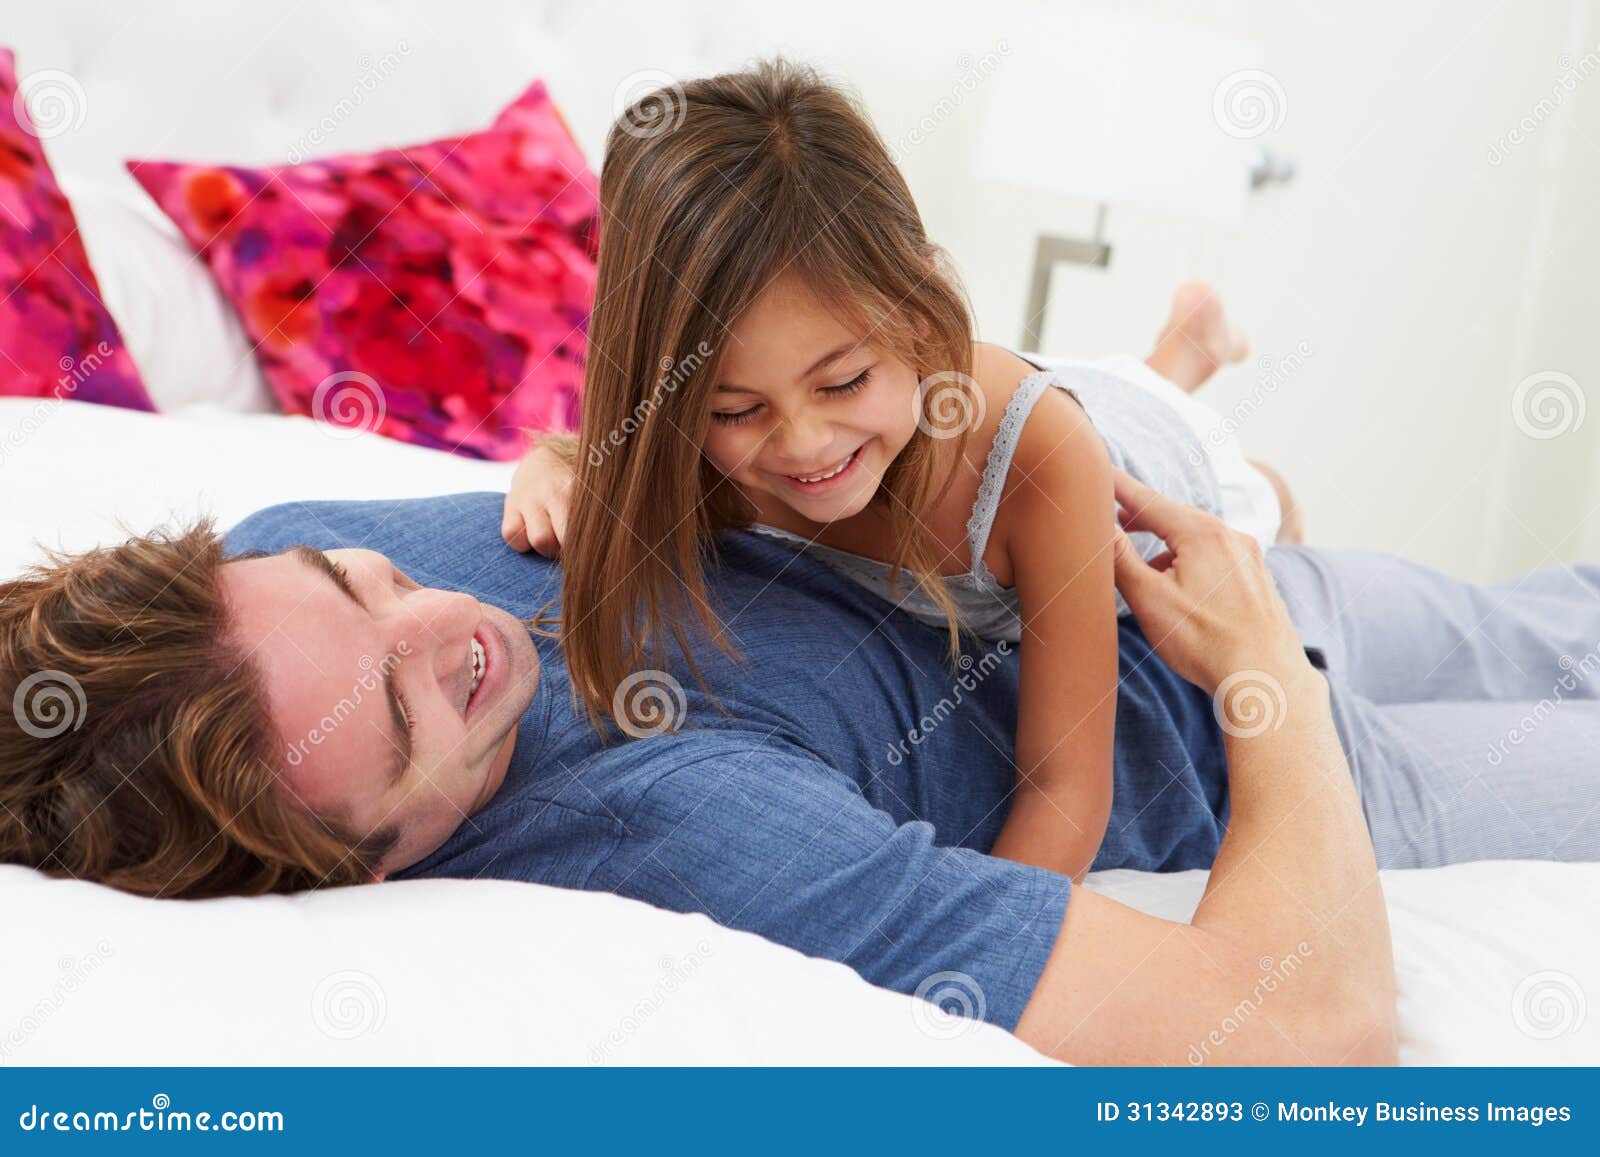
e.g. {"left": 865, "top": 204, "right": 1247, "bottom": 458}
{"left": 502, "top": 437, "right": 578, "bottom": 557}
{"left": 1015, "top": 470, "right": 1396, "bottom": 1066}
{"left": 1111, "top": 470, "right": 1310, "bottom": 693}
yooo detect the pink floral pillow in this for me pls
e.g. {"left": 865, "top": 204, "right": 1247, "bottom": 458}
{"left": 129, "top": 80, "right": 598, "bottom": 459}
{"left": 0, "top": 49, "right": 153, "bottom": 412}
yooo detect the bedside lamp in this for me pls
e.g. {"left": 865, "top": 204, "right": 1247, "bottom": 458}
{"left": 974, "top": 6, "right": 1292, "bottom": 350}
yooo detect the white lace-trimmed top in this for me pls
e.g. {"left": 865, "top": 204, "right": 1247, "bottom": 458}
{"left": 749, "top": 357, "right": 1223, "bottom": 641}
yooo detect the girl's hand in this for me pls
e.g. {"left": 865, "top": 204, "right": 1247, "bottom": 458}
{"left": 1111, "top": 470, "right": 1311, "bottom": 695}
{"left": 502, "top": 437, "right": 578, "bottom": 557}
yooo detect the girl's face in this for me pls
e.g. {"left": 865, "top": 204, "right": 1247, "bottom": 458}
{"left": 703, "top": 275, "right": 922, "bottom": 528}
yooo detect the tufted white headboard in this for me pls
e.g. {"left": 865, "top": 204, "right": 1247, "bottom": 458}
{"left": 4, "top": 0, "right": 728, "bottom": 191}
{"left": 4, "top": 0, "right": 994, "bottom": 190}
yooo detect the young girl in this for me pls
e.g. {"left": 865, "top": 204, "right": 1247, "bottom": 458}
{"left": 509, "top": 61, "right": 1298, "bottom": 881}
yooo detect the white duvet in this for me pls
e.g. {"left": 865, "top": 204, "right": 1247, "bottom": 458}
{"left": 2, "top": 398, "right": 1595, "bottom": 1064}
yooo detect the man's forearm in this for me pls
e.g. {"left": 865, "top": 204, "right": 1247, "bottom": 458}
{"left": 1193, "top": 663, "right": 1396, "bottom": 1062}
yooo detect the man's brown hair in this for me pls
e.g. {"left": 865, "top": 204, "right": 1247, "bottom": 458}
{"left": 0, "top": 522, "right": 394, "bottom": 898}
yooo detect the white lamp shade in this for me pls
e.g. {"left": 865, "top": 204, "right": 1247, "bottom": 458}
{"left": 974, "top": 6, "right": 1270, "bottom": 224}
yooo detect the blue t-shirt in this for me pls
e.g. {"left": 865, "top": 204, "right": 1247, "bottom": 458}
{"left": 228, "top": 493, "right": 1225, "bottom": 1030}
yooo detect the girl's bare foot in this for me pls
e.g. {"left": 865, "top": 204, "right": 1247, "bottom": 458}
{"left": 1146, "top": 283, "right": 1250, "bottom": 393}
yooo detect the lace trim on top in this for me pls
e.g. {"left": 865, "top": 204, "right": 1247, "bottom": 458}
{"left": 963, "top": 371, "right": 1056, "bottom": 589}
{"left": 752, "top": 369, "right": 1062, "bottom": 597}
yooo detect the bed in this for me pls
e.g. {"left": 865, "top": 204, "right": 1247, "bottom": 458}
{"left": 3, "top": 397, "right": 1596, "bottom": 1065}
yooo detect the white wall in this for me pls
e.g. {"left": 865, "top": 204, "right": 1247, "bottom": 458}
{"left": 8, "top": 0, "right": 1595, "bottom": 578}
{"left": 939, "top": 0, "right": 1595, "bottom": 581}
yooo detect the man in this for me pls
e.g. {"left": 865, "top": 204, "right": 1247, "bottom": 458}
{"left": 2, "top": 474, "right": 1595, "bottom": 1062}
{"left": 1, "top": 473, "right": 1393, "bottom": 1065}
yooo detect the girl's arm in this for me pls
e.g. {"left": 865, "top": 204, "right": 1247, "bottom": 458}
{"left": 986, "top": 389, "right": 1119, "bottom": 882}
{"left": 502, "top": 434, "right": 580, "bottom": 556}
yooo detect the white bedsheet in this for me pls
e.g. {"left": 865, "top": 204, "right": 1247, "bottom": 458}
{"left": 1089, "top": 865, "right": 1598, "bottom": 1065}
{"left": 2, "top": 398, "right": 1595, "bottom": 1064}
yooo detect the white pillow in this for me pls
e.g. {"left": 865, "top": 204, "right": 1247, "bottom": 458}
{"left": 56, "top": 174, "right": 274, "bottom": 414}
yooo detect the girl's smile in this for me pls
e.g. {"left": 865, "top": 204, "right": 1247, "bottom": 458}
{"left": 703, "top": 275, "right": 921, "bottom": 530}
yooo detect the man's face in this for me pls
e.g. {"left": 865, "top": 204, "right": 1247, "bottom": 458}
{"left": 219, "top": 547, "right": 539, "bottom": 876}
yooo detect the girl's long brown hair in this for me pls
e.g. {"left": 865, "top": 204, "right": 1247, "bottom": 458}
{"left": 563, "top": 59, "right": 975, "bottom": 733}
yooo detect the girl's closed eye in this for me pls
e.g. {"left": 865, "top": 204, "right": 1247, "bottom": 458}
{"left": 824, "top": 368, "right": 872, "bottom": 398}
{"left": 711, "top": 404, "right": 762, "bottom": 427}
{"left": 711, "top": 368, "right": 875, "bottom": 426}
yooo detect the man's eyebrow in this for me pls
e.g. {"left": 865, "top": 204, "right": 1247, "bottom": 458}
{"left": 292, "top": 545, "right": 367, "bottom": 610}
{"left": 715, "top": 340, "right": 860, "bottom": 393}
{"left": 288, "top": 546, "right": 412, "bottom": 788}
